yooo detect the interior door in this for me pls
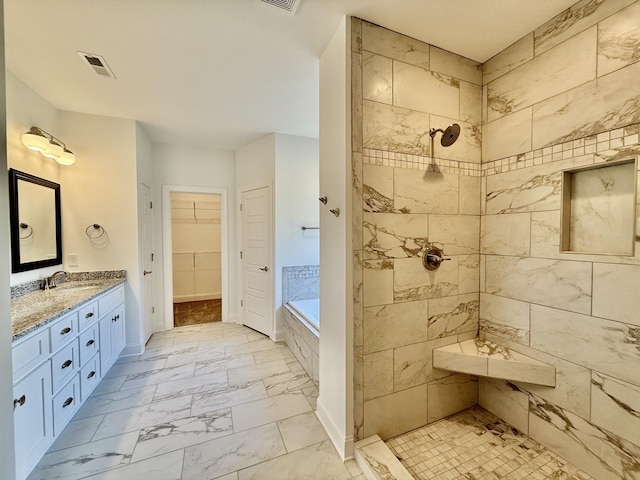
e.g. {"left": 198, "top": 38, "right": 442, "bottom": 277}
{"left": 141, "top": 183, "right": 154, "bottom": 342}
{"left": 241, "top": 186, "right": 272, "bottom": 337}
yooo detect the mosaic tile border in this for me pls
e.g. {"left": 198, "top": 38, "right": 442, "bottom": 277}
{"left": 363, "top": 148, "right": 482, "bottom": 177}
{"left": 363, "top": 124, "right": 640, "bottom": 179}
{"left": 483, "top": 124, "right": 640, "bottom": 176}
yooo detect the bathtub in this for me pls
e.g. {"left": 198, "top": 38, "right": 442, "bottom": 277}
{"left": 283, "top": 298, "right": 319, "bottom": 384}
{"left": 287, "top": 298, "right": 319, "bottom": 332}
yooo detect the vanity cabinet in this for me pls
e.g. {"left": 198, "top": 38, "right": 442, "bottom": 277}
{"left": 12, "top": 283, "right": 126, "bottom": 480}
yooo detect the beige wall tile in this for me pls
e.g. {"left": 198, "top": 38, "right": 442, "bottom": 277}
{"left": 363, "top": 164, "right": 393, "bottom": 213}
{"left": 427, "top": 374, "right": 477, "bottom": 423}
{"left": 394, "top": 168, "right": 459, "bottom": 214}
{"left": 479, "top": 293, "right": 530, "bottom": 346}
{"left": 479, "top": 378, "right": 529, "bottom": 434}
{"left": 363, "top": 300, "right": 428, "bottom": 354}
{"left": 483, "top": 33, "right": 534, "bottom": 84}
{"left": 483, "top": 107, "right": 532, "bottom": 162}
{"left": 363, "top": 213, "right": 428, "bottom": 259}
{"left": 593, "top": 263, "right": 640, "bottom": 326}
{"left": 363, "top": 259, "right": 394, "bottom": 307}
{"left": 362, "top": 21, "right": 430, "bottom": 69}
{"left": 430, "top": 46, "right": 482, "bottom": 85}
{"left": 363, "top": 100, "right": 431, "bottom": 155}
{"left": 591, "top": 371, "right": 640, "bottom": 447}
{"left": 488, "top": 27, "right": 596, "bottom": 122}
{"left": 459, "top": 175, "right": 481, "bottom": 215}
{"left": 363, "top": 52, "right": 393, "bottom": 104}
{"left": 393, "top": 61, "right": 459, "bottom": 118}
{"left": 458, "top": 254, "right": 480, "bottom": 295}
{"left": 427, "top": 293, "right": 479, "bottom": 340}
{"left": 429, "top": 215, "right": 480, "bottom": 255}
{"left": 363, "top": 385, "right": 428, "bottom": 439}
{"left": 598, "top": 1, "right": 640, "bottom": 76}
{"left": 481, "top": 213, "right": 531, "bottom": 256}
{"left": 363, "top": 350, "right": 394, "bottom": 401}
{"left": 394, "top": 257, "right": 459, "bottom": 302}
{"left": 485, "top": 256, "right": 592, "bottom": 314}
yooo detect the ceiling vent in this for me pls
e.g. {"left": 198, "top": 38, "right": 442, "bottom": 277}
{"left": 76, "top": 52, "right": 117, "bottom": 79}
{"left": 257, "top": 0, "right": 300, "bottom": 15}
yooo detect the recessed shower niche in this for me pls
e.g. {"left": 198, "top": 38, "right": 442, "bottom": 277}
{"left": 561, "top": 159, "right": 637, "bottom": 255}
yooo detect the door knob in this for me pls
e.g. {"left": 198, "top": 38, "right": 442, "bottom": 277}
{"left": 259, "top": 266, "right": 269, "bottom": 272}
{"left": 144, "top": 270, "right": 153, "bottom": 276}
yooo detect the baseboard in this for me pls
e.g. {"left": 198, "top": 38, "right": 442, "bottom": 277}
{"left": 122, "top": 343, "right": 144, "bottom": 356}
{"left": 273, "top": 327, "right": 285, "bottom": 342}
{"left": 316, "top": 399, "right": 354, "bottom": 460}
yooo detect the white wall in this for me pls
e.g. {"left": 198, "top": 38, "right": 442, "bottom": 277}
{"left": 6, "top": 72, "right": 62, "bottom": 286}
{"left": 317, "top": 17, "right": 353, "bottom": 459}
{"left": 0, "top": 6, "right": 17, "bottom": 475}
{"left": 274, "top": 133, "right": 319, "bottom": 337}
{"left": 151, "top": 143, "right": 238, "bottom": 327}
{"left": 58, "top": 111, "right": 143, "bottom": 353}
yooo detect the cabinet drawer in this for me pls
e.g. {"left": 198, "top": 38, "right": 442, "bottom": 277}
{"left": 79, "top": 325, "right": 99, "bottom": 366}
{"left": 52, "top": 376, "right": 80, "bottom": 436}
{"left": 50, "top": 312, "right": 79, "bottom": 353}
{"left": 13, "top": 329, "right": 50, "bottom": 381}
{"left": 78, "top": 301, "right": 98, "bottom": 330}
{"left": 80, "top": 355, "right": 101, "bottom": 402}
{"left": 51, "top": 340, "right": 78, "bottom": 394}
{"left": 99, "top": 286, "right": 124, "bottom": 317}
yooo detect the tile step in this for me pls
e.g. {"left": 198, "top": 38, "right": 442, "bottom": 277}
{"left": 433, "top": 338, "right": 555, "bottom": 387}
{"left": 355, "top": 435, "right": 413, "bottom": 480}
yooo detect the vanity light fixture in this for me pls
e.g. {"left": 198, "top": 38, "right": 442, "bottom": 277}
{"left": 21, "top": 126, "right": 76, "bottom": 166}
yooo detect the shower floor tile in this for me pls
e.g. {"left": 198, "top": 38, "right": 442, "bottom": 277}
{"left": 386, "top": 407, "right": 594, "bottom": 480}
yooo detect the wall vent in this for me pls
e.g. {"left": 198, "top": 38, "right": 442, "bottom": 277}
{"left": 257, "top": 0, "right": 300, "bottom": 15}
{"left": 76, "top": 52, "right": 117, "bottom": 79}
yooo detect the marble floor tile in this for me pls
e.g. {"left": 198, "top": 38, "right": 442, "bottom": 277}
{"left": 119, "top": 363, "right": 196, "bottom": 391}
{"left": 227, "top": 359, "right": 291, "bottom": 386}
{"left": 277, "top": 411, "right": 329, "bottom": 452}
{"left": 30, "top": 322, "right": 363, "bottom": 480}
{"left": 92, "top": 396, "right": 192, "bottom": 441}
{"left": 190, "top": 381, "right": 268, "bottom": 416}
{"left": 74, "top": 386, "right": 157, "bottom": 420}
{"left": 131, "top": 408, "right": 233, "bottom": 462}
{"left": 49, "top": 415, "right": 105, "bottom": 452}
{"left": 181, "top": 423, "right": 286, "bottom": 480}
{"left": 237, "top": 440, "right": 352, "bottom": 480}
{"left": 27, "top": 431, "right": 139, "bottom": 480}
{"left": 231, "top": 392, "right": 312, "bottom": 432}
{"left": 82, "top": 450, "right": 184, "bottom": 480}
{"left": 153, "top": 370, "right": 228, "bottom": 401}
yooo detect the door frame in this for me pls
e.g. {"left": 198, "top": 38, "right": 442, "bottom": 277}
{"left": 138, "top": 181, "right": 154, "bottom": 342}
{"left": 238, "top": 182, "right": 274, "bottom": 338}
{"left": 162, "top": 184, "right": 229, "bottom": 331}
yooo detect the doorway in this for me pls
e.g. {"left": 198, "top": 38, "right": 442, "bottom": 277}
{"left": 162, "top": 185, "right": 229, "bottom": 330}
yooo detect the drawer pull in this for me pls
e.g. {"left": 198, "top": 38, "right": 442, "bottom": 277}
{"left": 60, "top": 327, "right": 72, "bottom": 335}
{"left": 86, "top": 339, "right": 95, "bottom": 347}
{"left": 13, "top": 395, "right": 26, "bottom": 409}
{"left": 87, "top": 371, "right": 96, "bottom": 379}
{"left": 85, "top": 312, "right": 94, "bottom": 318}
{"left": 62, "top": 397, "right": 73, "bottom": 408}
{"left": 61, "top": 359, "right": 73, "bottom": 369}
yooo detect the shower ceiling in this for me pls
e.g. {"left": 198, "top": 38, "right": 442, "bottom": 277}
{"left": 4, "top": 0, "right": 580, "bottom": 151}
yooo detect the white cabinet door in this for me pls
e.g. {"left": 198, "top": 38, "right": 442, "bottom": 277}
{"left": 110, "top": 305, "right": 126, "bottom": 359}
{"left": 99, "top": 315, "right": 113, "bottom": 374}
{"left": 13, "top": 361, "right": 53, "bottom": 480}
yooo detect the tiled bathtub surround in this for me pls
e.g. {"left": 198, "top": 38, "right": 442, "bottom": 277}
{"left": 352, "top": 19, "right": 481, "bottom": 442}
{"left": 478, "top": 1, "right": 640, "bottom": 478}
{"left": 283, "top": 307, "right": 319, "bottom": 385}
{"left": 282, "top": 265, "right": 319, "bottom": 304}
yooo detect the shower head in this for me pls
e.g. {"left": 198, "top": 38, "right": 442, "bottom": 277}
{"left": 429, "top": 123, "right": 460, "bottom": 147}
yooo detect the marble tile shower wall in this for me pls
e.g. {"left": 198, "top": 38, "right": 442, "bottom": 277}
{"left": 478, "top": 0, "right": 640, "bottom": 479}
{"left": 351, "top": 19, "right": 483, "bottom": 442}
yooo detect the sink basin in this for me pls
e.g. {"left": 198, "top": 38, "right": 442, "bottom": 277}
{"left": 55, "top": 282, "right": 103, "bottom": 292}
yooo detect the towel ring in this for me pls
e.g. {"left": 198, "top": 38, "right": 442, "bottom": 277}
{"left": 19, "top": 222, "right": 33, "bottom": 239}
{"left": 85, "top": 224, "right": 105, "bottom": 239}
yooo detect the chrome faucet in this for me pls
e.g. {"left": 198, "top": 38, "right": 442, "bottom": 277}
{"left": 45, "top": 270, "right": 69, "bottom": 289}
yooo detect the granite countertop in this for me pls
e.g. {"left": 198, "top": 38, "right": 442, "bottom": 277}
{"left": 11, "top": 278, "right": 126, "bottom": 342}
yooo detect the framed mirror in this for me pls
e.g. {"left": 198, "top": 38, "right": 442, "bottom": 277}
{"left": 9, "top": 168, "right": 62, "bottom": 273}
